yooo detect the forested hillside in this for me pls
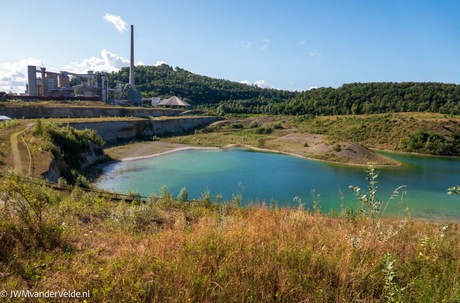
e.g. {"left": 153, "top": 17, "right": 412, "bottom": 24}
{"left": 106, "top": 64, "right": 296, "bottom": 105}
{"left": 270, "top": 82, "right": 460, "bottom": 115}
{"left": 218, "top": 82, "right": 460, "bottom": 115}
{"left": 106, "top": 65, "right": 460, "bottom": 115}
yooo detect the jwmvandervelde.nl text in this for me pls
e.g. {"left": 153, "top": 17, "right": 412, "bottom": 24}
{"left": 5, "top": 289, "right": 90, "bottom": 299}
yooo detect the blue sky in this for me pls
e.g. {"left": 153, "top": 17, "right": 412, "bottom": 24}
{"left": 1, "top": 0, "right": 460, "bottom": 93}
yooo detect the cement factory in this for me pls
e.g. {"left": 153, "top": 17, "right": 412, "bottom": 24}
{"left": 24, "top": 25, "right": 142, "bottom": 105}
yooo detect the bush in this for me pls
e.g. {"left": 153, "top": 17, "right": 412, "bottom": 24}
{"left": 229, "top": 123, "right": 243, "bottom": 129}
{"left": 249, "top": 121, "right": 259, "bottom": 128}
{"left": 271, "top": 121, "right": 283, "bottom": 129}
{"left": 255, "top": 127, "right": 273, "bottom": 134}
{"left": 32, "top": 122, "right": 106, "bottom": 185}
{"left": 0, "top": 119, "right": 20, "bottom": 129}
{"left": 177, "top": 187, "right": 189, "bottom": 203}
{"left": 399, "top": 130, "right": 460, "bottom": 155}
{"left": 0, "top": 172, "right": 64, "bottom": 256}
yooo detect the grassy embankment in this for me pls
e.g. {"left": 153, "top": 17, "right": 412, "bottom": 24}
{"left": 1, "top": 113, "right": 460, "bottom": 301}
{"left": 160, "top": 112, "right": 460, "bottom": 165}
{"left": 1, "top": 169, "right": 460, "bottom": 302}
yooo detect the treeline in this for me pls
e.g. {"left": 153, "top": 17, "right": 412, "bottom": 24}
{"left": 106, "top": 65, "right": 460, "bottom": 115}
{"left": 105, "top": 64, "right": 296, "bottom": 105}
{"left": 216, "top": 82, "right": 460, "bottom": 115}
{"left": 399, "top": 130, "right": 460, "bottom": 156}
{"left": 270, "top": 82, "right": 460, "bottom": 115}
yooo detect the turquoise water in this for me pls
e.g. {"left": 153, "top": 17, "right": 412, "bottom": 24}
{"left": 94, "top": 148, "right": 460, "bottom": 220}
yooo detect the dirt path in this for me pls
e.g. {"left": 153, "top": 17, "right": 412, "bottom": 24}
{"left": 10, "top": 130, "right": 23, "bottom": 173}
{"left": 10, "top": 123, "right": 34, "bottom": 174}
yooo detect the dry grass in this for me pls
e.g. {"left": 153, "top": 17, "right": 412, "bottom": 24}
{"left": 2, "top": 113, "right": 460, "bottom": 302}
{"left": 160, "top": 112, "right": 460, "bottom": 166}
{"left": 1, "top": 174, "right": 460, "bottom": 302}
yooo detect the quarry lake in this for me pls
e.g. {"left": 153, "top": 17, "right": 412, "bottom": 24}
{"left": 95, "top": 148, "right": 460, "bottom": 220}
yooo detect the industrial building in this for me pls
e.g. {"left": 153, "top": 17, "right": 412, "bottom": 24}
{"left": 24, "top": 25, "right": 141, "bottom": 105}
{"left": 26, "top": 66, "right": 102, "bottom": 100}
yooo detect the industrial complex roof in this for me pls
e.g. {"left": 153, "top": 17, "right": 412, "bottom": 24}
{"left": 158, "top": 96, "right": 191, "bottom": 107}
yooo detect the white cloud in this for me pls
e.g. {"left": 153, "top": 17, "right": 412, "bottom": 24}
{"left": 64, "top": 49, "right": 144, "bottom": 73}
{"left": 297, "top": 40, "right": 307, "bottom": 46}
{"left": 308, "top": 86, "right": 319, "bottom": 90}
{"left": 237, "top": 39, "right": 252, "bottom": 49}
{"left": 103, "top": 13, "right": 128, "bottom": 33}
{"left": 260, "top": 38, "right": 270, "bottom": 50}
{"left": 309, "top": 52, "right": 323, "bottom": 64}
{"left": 240, "top": 80, "right": 271, "bottom": 89}
{"left": 0, "top": 58, "right": 43, "bottom": 93}
{"left": 1, "top": 50, "right": 145, "bottom": 94}
{"left": 254, "top": 80, "right": 270, "bottom": 88}
{"left": 154, "top": 61, "right": 167, "bottom": 67}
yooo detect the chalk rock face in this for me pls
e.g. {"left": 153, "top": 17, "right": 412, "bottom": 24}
{"left": 70, "top": 117, "right": 218, "bottom": 144}
{"left": 42, "top": 141, "right": 105, "bottom": 182}
{"left": 41, "top": 116, "right": 218, "bottom": 181}
{"left": 0, "top": 105, "right": 179, "bottom": 119}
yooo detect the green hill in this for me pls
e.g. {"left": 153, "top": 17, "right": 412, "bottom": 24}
{"left": 105, "top": 64, "right": 297, "bottom": 106}
{"left": 106, "top": 66, "right": 460, "bottom": 115}
{"left": 272, "top": 82, "right": 460, "bottom": 115}
{"left": 218, "top": 82, "right": 460, "bottom": 115}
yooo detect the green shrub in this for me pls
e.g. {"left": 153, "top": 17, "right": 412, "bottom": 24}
{"left": 32, "top": 122, "right": 106, "bottom": 185}
{"left": 177, "top": 187, "right": 189, "bottom": 203}
{"left": 0, "top": 119, "right": 20, "bottom": 129}
{"left": 255, "top": 127, "right": 273, "bottom": 134}
{"left": 249, "top": 121, "right": 259, "bottom": 128}
{"left": 33, "top": 119, "right": 43, "bottom": 136}
{"left": 0, "top": 172, "right": 64, "bottom": 255}
{"left": 229, "top": 123, "right": 243, "bottom": 129}
{"left": 399, "top": 130, "right": 460, "bottom": 155}
{"left": 271, "top": 121, "right": 283, "bottom": 129}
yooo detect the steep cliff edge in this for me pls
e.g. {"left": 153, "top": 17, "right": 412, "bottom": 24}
{"left": 70, "top": 116, "right": 218, "bottom": 145}
{"left": 40, "top": 116, "right": 218, "bottom": 182}
{"left": 0, "top": 103, "right": 180, "bottom": 119}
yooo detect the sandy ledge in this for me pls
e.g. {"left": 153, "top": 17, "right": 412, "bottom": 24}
{"left": 105, "top": 141, "right": 216, "bottom": 161}
{"left": 105, "top": 141, "right": 399, "bottom": 167}
{"left": 121, "top": 146, "right": 220, "bottom": 161}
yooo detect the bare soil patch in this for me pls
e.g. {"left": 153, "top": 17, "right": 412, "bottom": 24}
{"left": 105, "top": 141, "right": 194, "bottom": 160}
{"left": 261, "top": 132, "right": 398, "bottom": 166}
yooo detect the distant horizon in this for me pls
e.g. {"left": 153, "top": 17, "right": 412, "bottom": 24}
{"left": 2, "top": 1, "right": 460, "bottom": 94}
{"left": 4, "top": 62, "right": 460, "bottom": 96}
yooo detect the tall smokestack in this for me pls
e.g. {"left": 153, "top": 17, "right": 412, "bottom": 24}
{"left": 129, "top": 25, "right": 135, "bottom": 86}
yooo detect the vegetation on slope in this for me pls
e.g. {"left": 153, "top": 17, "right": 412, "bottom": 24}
{"left": 34, "top": 121, "right": 106, "bottom": 185}
{"left": 292, "top": 113, "right": 460, "bottom": 156}
{"left": 266, "top": 82, "right": 460, "bottom": 116}
{"left": 212, "top": 82, "right": 460, "bottom": 115}
{"left": 163, "top": 113, "right": 460, "bottom": 158}
{"left": 105, "top": 65, "right": 460, "bottom": 116}
{"left": 0, "top": 170, "right": 459, "bottom": 302}
{"left": 105, "top": 64, "right": 296, "bottom": 105}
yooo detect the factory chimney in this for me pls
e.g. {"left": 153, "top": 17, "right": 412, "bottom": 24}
{"left": 129, "top": 25, "right": 135, "bottom": 86}
{"left": 125, "top": 24, "right": 141, "bottom": 105}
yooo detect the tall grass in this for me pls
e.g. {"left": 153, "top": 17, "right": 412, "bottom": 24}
{"left": 0, "top": 171, "right": 459, "bottom": 302}
{"left": 0, "top": 119, "right": 20, "bottom": 129}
